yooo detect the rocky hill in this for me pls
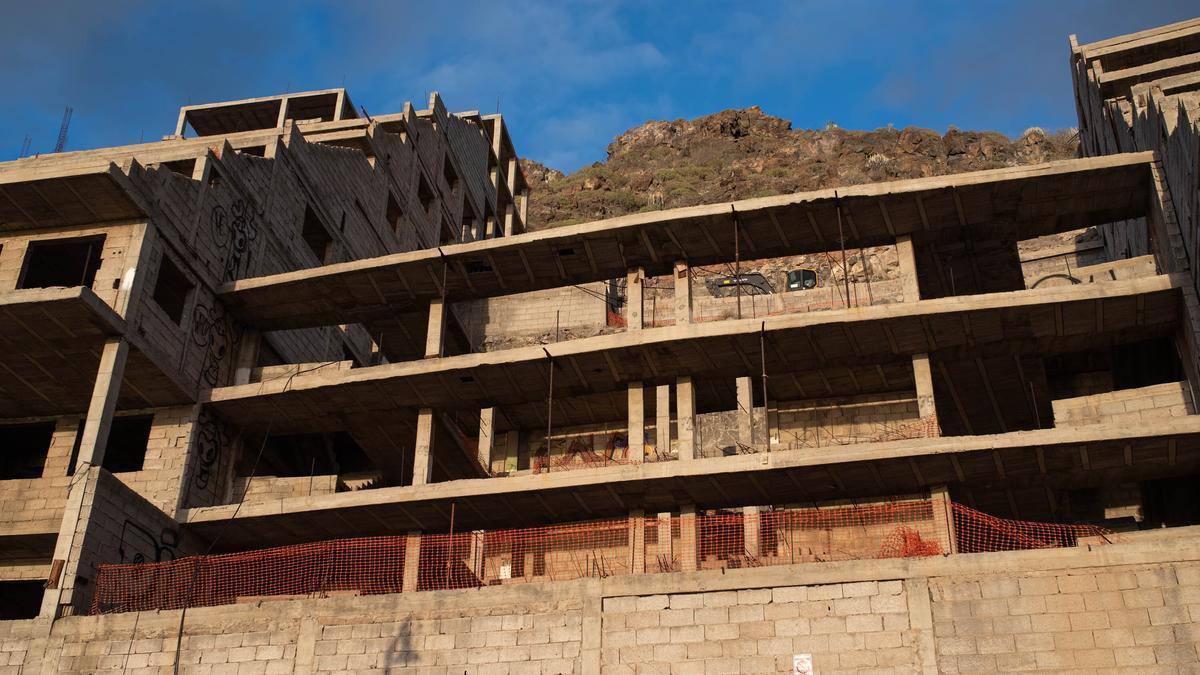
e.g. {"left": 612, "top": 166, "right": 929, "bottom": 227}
{"left": 522, "top": 107, "right": 1078, "bottom": 229}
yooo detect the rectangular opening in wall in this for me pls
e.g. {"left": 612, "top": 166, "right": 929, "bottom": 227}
{"left": 0, "top": 580, "right": 44, "bottom": 620}
{"left": 0, "top": 422, "right": 55, "bottom": 479}
{"left": 161, "top": 158, "right": 196, "bottom": 177}
{"left": 18, "top": 235, "right": 105, "bottom": 289}
{"left": 443, "top": 157, "right": 459, "bottom": 192}
{"left": 102, "top": 415, "right": 153, "bottom": 473}
{"left": 418, "top": 175, "right": 435, "bottom": 216}
{"left": 237, "top": 145, "right": 266, "bottom": 157}
{"left": 386, "top": 193, "right": 404, "bottom": 234}
{"left": 151, "top": 255, "right": 194, "bottom": 325}
{"left": 301, "top": 205, "right": 333, "bottom": 263}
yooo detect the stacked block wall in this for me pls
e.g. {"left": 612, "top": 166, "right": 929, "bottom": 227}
{"left": 0, "top": 418, "right": 79, "bottom": 536}
{"left": 774, "top": 392, "right": 924, "bottom": 450}
{"left": 5, "top": 536, "right": 1200, "bottom": 673}
{"left": 1052, "top": 381, "right": 1194, "bottom": 427}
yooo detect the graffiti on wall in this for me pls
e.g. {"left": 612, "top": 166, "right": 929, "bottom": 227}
{"left": 191, "top": 410, "right": 228, "bottom": 495}
{"left": 212, "top": 199, "right": 258, "bottom": 282}
{"left": 190, "top": 302, "right": 240, "bottom": 388}
{"left": 117, "top": 519, "right": 179, "bottom": 564}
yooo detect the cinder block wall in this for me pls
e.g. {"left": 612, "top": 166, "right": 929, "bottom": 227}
{"left": 4, "top": 532, "right": 1200, "bottom": 673}
{"left": 1052, "top": 381, "right": 1194, "bottom": 427}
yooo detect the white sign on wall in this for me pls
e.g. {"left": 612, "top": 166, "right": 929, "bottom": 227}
{"left": 793, "top": 653, "right": 813, "bottom": 675}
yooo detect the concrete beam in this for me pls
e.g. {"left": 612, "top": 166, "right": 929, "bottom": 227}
{"left": 912, "top": 353, "right": 940, "bottom": 434}
{"left": 743, "top": 506, "right": 761, "bottom": 561}
{"left": 680, "top": 505, "right": 697, "bottom": 573}
{"left": 676, "top": 376, "right": 696, "bottom": 460}
{"left": 479, "top": 408, "right": 496, "bottom": 474}
{"left": 413, "top": 408, "right": 435, "bottom": 485}
{"left": 626, "top": 267, "right": 644, "bottom": 330}
{"left": 736, "top": 376, "right": 753, "bottom": 450}
{"left": 656, "top": 385, "right": 671, "bottom": 458}
{"left": 425, "top": 299, "right": 446, "bottom": 358}
{"left": 628, "top": 509, "right": 645, "bottom": 574}
{"left": 627, "top": 383, "right": 644, "bottom": 461}
{"left": 402, "top": 531, "right": 422, "bottom": 592}
{"left": 674, "top": 261, "right": 691, "bottom": 324}
{"left": 897, "top": 234, "right": 920, "bottom": 302}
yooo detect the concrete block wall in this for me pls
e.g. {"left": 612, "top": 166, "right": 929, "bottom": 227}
{"left": 4, "top": 532, "right": 1200, "bottom": 672}
{"left": 601, "top": 581, "right": 919, "bottom": 673}
{"left": 467, "top": 282, "right": 611, "bottom": 351}
{"left": 1052, "top": 381, "right": 1194, "bottom": 427}
{"left": 231, "top": 475, "right": 338, "bottom": 502}
{"left": 0, "top": 417, "right": 79, "bottom": 535}
{"left": 773, "top": 392, "right": 924, "bottom": 450}
{"left": 109, "top": 406, "right": 198, "bottom": 515}
{"left": 930, "top": 562, "right": 1200, "bottom": 672}
{"left": 0, "top": 222, "right": 145, "bottom": 314}
{"left": 59, "top": 470, "right": 200, "bottom": 617}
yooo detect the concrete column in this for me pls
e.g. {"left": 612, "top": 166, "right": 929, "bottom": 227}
{"left": 467, "top": 530, "right": 486, "bottom": 581}
{"left": 673, "top": 260, "right": 692, "bottom": 324}
{"left": 412, "top": 408, "right": 435, "bottom": 485}
{"left": 912, "top": 353, "right": 940, "bottom": 436}
{"left": 736, "top": 375, "right": 754, "bottom": 450}
{"left": 680, "top": 505, "right": 698, "bottom": 572}
{"left": 478, "top": 407, "right": 496, "bottom": 474}
{"left": 897, "top": 234, "right": 920, "bottom": 302}
{"left": 402, "top": 531, "right": 422, "bottom": 592}
{"left": 930, "top": 485, "right": 958, "bottom": 554}
{"left": 656, "top": 512, "right": 672, "bottom": 572}
{"left": 41, "top": 338, "right": 129, "bottom": 617}
{"left": 627, "top": 382, "right": 644, "bottom": 461}
{"left": 233, "top": 329, "right": 260, "bottom": 385}
{"left": 628, "top": 508, "right": 645, "bottom": 574}
{"left": 425, "top": 298, "right": 446, "bottom": 358}
{"left": 743, "top": 506, "right": 761, "bottom": 561}
{"left": 75, "top": 338, "right": 129, "bottom": 472}
{"left": 676, "top": 376, "right": 696, "bottom": 460}
{"left": 626, "top": 267, "right": 645, "bottom": 330}
{"left": 503, "top": 203, "right": 517, "bottom": 238}
{"left": 655, "top": 385, "right": 671, "bottom": 457}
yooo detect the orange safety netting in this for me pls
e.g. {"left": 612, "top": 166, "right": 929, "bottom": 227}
{"left": 90, "top": 498, "right": 1110, "bottom": 615}
{"left": 952, "top": 503, "right": 1111, "bottom": 552}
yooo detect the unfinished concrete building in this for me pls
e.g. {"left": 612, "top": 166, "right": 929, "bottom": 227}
{"left": 3, "top": 17, "right": 1200, "bottom": 674}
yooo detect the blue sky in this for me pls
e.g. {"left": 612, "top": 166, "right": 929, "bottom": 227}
{"left": 0, "top": 1, "right": 1195, "bottom": 173}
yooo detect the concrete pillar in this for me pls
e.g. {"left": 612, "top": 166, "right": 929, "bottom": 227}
{"left": 930, "top": 485, "right": 957, "bottom": 554}
{"left": 736, "top": 375, "right": 754, "bottom": 450}
{"left": 467, "top": 530, "right": 486, "bottom": 582}
{"left": 656, "top": 512, "right": 672, "bottom": 572}
{"left": 626, "top": 267, "right": 645, "bottom": 330}
{"left": 673, "top": 260, "right": 692, "bottom": 324}
{"left": 425, "top": 298, "right": 446, "bottom": 358}
{"left": 912, "top": 353, "right": 940, "bottom": 436}
{"left": 897, "top": 234, "right": 920, "bottom": 302}
{"left": 233, "top": 329, "right": 260, "bottom": 385}
{"left": 655, "top": 385, "right": 671, "bottom": 457}
{"left": 412, "top": 408, "right": 435, "bottom": 485}
{"left": 680, "top": 505, "right": 698, "bottom": 572}
{"left": 676, "top": 376, "right": 696, "bottom": 460}
{"left": 628, "top": 508, "right": 645, "bottom": 574}
{"left": 503, "top": 203, "right": 517, "bottom": 238}
{"left": 402, "top": 531, "right": 422, "bottom": 592}
{"left": 41, "top": 338, "right": 129, "bottom": 617}
{"left": 478, "top": 407, "right": 496, "bottom": 474}
{"left": 743, "top": 506, "right": 761, "bottom": 561}
{"left": 627, "top": 382, "right": 644, "bottom": 461}
{"left": 75, "top": 338, "right": 129, "bottom": 472}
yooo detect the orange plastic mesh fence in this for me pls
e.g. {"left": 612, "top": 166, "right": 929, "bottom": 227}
{"left": 952, "top": 503, "right": 1111, "bottom": 552}
{"left": 90, "top": 498, "right": 1110, "bottom": 614}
